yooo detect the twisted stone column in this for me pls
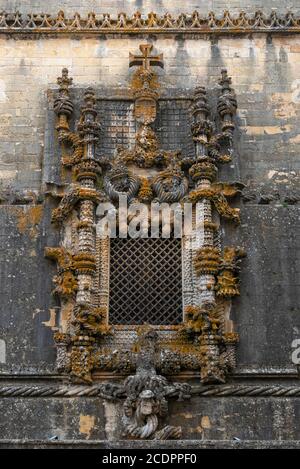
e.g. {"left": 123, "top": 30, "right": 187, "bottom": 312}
{"left": 190, "top": 86, "right": 219, "bottom": 308}
{"left": 74, "top": 88, "right": 100, "bottom": 307}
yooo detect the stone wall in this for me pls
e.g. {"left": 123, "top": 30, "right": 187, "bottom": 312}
{"left": 0, "top": 0, "right": 299, "bottom": 446}
{"left": 1, "top": 0, "right": 300, "bottom": 16}
{"left": 1, "top": 27, "right": 300, "bottom": 191}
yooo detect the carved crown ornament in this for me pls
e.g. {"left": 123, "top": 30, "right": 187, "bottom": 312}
{"left": 45, "top": 44, "right": 245, "bottom": 439}
{"left": 0, "top": 10, "right": 300, "bottom": 35}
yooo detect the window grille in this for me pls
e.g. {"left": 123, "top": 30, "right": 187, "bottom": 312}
{"left": 109, "top": 237, "right": 182, "bottom": 325}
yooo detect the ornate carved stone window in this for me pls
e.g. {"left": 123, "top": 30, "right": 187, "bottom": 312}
{"left": 45, "top": 43, "right": 245, "bottom": 440}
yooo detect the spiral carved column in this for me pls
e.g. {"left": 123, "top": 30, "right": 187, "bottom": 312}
{"left": 190, "top": 86, "right": 219, "bottom": 309}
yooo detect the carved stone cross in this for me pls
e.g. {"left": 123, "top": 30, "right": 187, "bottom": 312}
{"left": 129, "top": 43, "right": 164, "bottom": 71}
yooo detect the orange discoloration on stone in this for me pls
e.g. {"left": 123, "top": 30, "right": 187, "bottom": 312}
{"left": 79, "top": 415, "right": 95, "bottom": 439}
{"left": 42, "top": 309, "right": 56, "bottom": 329}
{"left": 201, "top": 416, "right": 211, "bottom": 429}
{"left": 290, "top": 45, "right": 300, "bottom": 53}
{"left": 195, "top": 425, "right": 204, "bottom": 433}
{"left": 290, "top": 134, "right": 300, "bottom": 143}
{"left": 241, "top": 125, "right": 292, "bottom": 135}
{"left": 15, "top": 205, "right": 43, "bottom": 239}
{"left": 271, "top": 93, "right": 296, "bottom": 119}
{"left": 183, "top": 413, "right": 194, "bottom": 419}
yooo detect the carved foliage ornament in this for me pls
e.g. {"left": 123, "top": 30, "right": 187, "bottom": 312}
{"left": 45, "top": 44, "right": 245, "bottom": 438}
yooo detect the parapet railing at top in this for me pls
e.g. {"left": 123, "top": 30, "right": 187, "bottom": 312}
{"left": 0, "top": 10, "right": 300, "bottom": 35}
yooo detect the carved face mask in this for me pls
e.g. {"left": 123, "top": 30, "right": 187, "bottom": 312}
{"left": 139, "top": 398, "right": 154, "bottom": 416}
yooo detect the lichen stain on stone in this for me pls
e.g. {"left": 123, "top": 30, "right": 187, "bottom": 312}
{"left": 289, "top": 134, "right": 300, "bottom": 143}
{"left": 15, "top": 205, "right": 43, "bottom": 239}
{"left": 201, "top": 415, "right": 211, "bottom": 429}
{"left": 271, "top": 93, "right": 296, "bottom": 119}
{"left": 188, "top": 417, "right": 211, "bottom": 435}
{"left": 79, "top": 414, "right": 95, "bottom": 439}
{"left": 194, "top": 426, "right": 204, "bottom": 433}
{"left": 42, "top": 308, "right": 56, "bottom": 329}
{"left": 188, "top": 426, "right": 202, "bottom": 434}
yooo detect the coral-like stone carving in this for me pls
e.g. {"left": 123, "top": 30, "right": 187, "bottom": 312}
{"left": 44, "top": 247, "right": 77, "bottom": 298}
{"left": 46, "top": 69, "right": 109, "bottom": 384}
{"left": 179, "top": 67, "right": 245, "bottom": 383}
{"left": 181, "top": 304, "right": 239, "bottom": 383}
{"left": 216, "top": 247, "right": 246, "bottom": 298}
{"left": 104, "top": 163, "right": 140, "bottom": 202}
{"left": 152, "top": 167, "right": 188, "bottom": 203}
{"left": 45, "top": 44, "right": 245, "bottom": 438}
{"left": 99, "top": 331, "right": 191, "bottom": 439}
{"left": 194, "top": 246, "right": 221, "bottom": 275}
{"left": 138, "top": 177, "right": 154, "bottom": 203}
{"left": 119, "top": 44, "right": 179, "bottom": 170}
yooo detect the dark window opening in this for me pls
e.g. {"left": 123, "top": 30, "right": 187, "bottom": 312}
{"left": 109, "top": 237, "right": 182, "bottom": 325}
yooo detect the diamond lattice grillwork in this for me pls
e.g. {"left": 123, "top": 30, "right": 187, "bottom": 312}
{"left": 109, "top": 237, "right": 183, "bottom": 325}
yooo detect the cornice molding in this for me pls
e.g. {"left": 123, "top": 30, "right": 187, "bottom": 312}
{"left": 0, "top": 10, "right": 300, "bottom": 36}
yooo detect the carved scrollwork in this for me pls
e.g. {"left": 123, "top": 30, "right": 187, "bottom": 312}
{"left": 103, "top": 164, "right": 140, "bottom": 202}
{"left": 152, "top": 169, "right": 188, "bottom": 203}
{"left": 44, "top": 246, "right": 78, "bottom": 298}
{"left": 98, "top": 331, "right": 191, "bottom": 440}
{"left": 188, "top": 186, "right": 241, "bottom": 223}
{"left": 72, "top": 304, "right": 111, "bottom": 337}
{"left": 216, "top": 247, "right": 246, "bottom": 298}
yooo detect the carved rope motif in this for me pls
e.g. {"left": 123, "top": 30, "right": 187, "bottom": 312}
{"left": 1, "top": 384, "right": 300, "bottom": 398}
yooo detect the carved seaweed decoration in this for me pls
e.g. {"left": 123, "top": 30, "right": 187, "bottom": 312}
{"left": 181, "top": 70, "right": 245, "bottom": 384}
{"left": 45, "top": 44, "right": 245, "bottom": 439}
{"left": 118, "top": 44, "right": 179, "bottom": 171}
{"left": 98, "top": 331, "right": 191, "bottom": 440}
{"left": 46, "top": 68, "right": 108, "bottom": 384}
{"left": 0, "top": 10, "right": 300, "bottom": 34}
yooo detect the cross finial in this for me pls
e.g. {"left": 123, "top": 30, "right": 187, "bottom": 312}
{"left": 219, "top": 68, "right": 232, "bottom": 89}
{"left": 57, "top": 68, "right": 73, "bottom": 90}
{"left": 129, "top": 44, "right": 163, "bottom": 71}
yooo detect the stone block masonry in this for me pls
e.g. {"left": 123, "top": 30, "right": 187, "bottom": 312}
{"left": 1, "top": 34, "right": 300, "bottom": 192}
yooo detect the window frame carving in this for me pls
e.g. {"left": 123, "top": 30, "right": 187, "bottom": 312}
{"left": 45, "top": 43, "right": 245, "bottom": 439}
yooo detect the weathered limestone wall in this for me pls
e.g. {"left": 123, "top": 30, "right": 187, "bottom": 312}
{"left": 0, "top": 0, "right": 299, "bottom": 446}
{"left": 1, "top": 0, "right": 300, "bottom": 16}
{"left": 1, "top": 34, "right": 300, "bottom": 191}
{"left": 1, "top": 395, "right": 300, "bottom": 441}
